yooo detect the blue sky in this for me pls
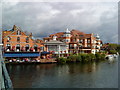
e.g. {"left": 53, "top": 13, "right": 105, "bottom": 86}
{"left": 1, "top": 0, "right": 118, "bottom": 43}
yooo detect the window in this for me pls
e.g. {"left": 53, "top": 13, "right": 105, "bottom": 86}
{"left": 6, "top": 44, "right": 11, "bottom": 51}
{"left": 34, "top": 45, "right": 38, "bottom": 51}
{"left": 7, "top": 36, "right": 11, "bottom": 40}
{"left": 7, "top": 36, "right": 11, "bottom": 42}
{"left": 17, "top": 31, "right": 21, "bottom": 35}
{"left": 25, "top": 44, "right": 29, "bottom": 51}
{"left": 16, "top": 44, "right": 20, "bottom": 47}
{"left": 80, "top": 35, "right": 83, "bottom": 37}
{"left": 26, "top": 37, "right": 29, "bottom": 43}
{"left": 87, "top": 39, "right": 90, "bottom": 43}
{"left": 88, "top": 45, "right": 90, "bottom": 47}
{"left": 79, "top": 39, "right": 83, "bottom": 43}
{"left": 17, "top": 37, "right": 20, "bottom": 42}
{"left": 80, "top": 45, "right": 82, "bottom": 47}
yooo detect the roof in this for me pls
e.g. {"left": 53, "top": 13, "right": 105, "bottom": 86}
{"left": 45, "top": 40, "right": 66, "bottom": 45}
{"left": 49, "top": 32, "right": 64, "bottom": 37}
{"left": 44, "top": 29, "right": 92, "bottom": 40}
{"left": 2, "top": 25, "right": 32, "bottom": 39}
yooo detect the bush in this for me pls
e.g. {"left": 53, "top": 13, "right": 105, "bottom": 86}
{"left": 80, "top": 54, "right": 89, "bottom": 62}
{"left": 95, "top": 53, "right": 105, "bottom": 61}
{"left": 109, "top": 50, "right": 117, "bottom": 54}
{"left": 57, "top": 57, "right": 67, "bottom": 63}
{"left": 57, "top": 53, "right": 106, "bottom": 63}
{"left": 67, "top": 55, "right": 77, "bottom": 62}
{"left": 76, "top": 55, "right": 82, "bottom": 62}
{"left": 100, "top": 54, "right": 106, "bottom": 60}
{"left": 89, "top": 53, "right": 96, "bottom": 61}
{"left": 95, "top": 53, "right": 101, "bottom": 60}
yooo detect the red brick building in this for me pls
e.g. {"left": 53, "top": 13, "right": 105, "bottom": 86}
{"left": 2, "top": 25, "right": 44, "bottom": 61}
{"left": 43, "top": 29, "right": 102, "bottom": 54}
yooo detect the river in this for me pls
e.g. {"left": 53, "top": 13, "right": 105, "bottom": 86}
{"left": 6, "top": 57, "right": 119, "bottom": 88}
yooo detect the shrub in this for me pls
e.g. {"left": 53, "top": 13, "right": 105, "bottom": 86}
{"left": 76, "top": 55, "right": 82, "bottom": 62}
{"left": 89, "top": 53, "right": 96, "bottom": 61}
{"left": 109, "top": 50, "right": 117, "bottom": 54}
{"left": 100, "top": 54, "right": 106, "bottom": 60}
{"left": 95, "top": 53, "right": 105, "bottom": 61}
{"left": 57, "top": 57, "right": 67, "bottom": 63}
{"left": 67, "top": 55, "right": 77, "bottom": 62}
{"left": 80, "top": 54, "right": 89, "bottom": 62}
{"left": 95, "top": 53, "right": 101, "bottom": 60}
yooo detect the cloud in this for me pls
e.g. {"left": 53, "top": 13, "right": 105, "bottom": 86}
{"left": 2, "top": 2, "right": 118, "bottom": 43}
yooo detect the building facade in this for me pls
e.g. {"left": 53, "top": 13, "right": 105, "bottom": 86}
{"left": 2, "top": 25, "right": 44, "bottom": 61}
{"left": 44, "top": 36, "right": 67, "bottom": 57}
{"left": 43, "top": 29, "right": 102, "bottom": 54}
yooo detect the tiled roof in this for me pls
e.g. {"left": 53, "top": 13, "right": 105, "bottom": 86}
{"left": 45, "top": 40, "right": 66, "bottom": 45}
{"left": 47, "top": 29, "right": 91, "bottom": 39}
{"left": 35, "top": 39, "right": 45, "bottom": 43}
{"left": 49, "top": 32, "right": 64, "bottom": 37}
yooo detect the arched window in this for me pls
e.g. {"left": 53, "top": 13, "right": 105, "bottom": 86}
{"left": 17, "top": 31, "right": 21, "bottom": 35}
{"left": 34, "top": 44, "right": 38, "bottom": 52}
{"left": 26, "top": 37, "right": 29, "bottom": 43}
{"left": 17, "top": 37, "right": 20, "bottom": 42}
{"left": 16, "top": 44, "right": 20, "bottom": 52}
{"left": 6, "top": 44, "right": 11, "bottom": 51}
{"left": 25, "top": 44, "right": 29, "bottom": 51}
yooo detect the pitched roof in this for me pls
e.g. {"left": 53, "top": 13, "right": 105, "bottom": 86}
{"left": 45, "top": 40, "right": 66, "bottom": 45}
{"left": 49, "top": 32, "right": 64, "bottom": 37}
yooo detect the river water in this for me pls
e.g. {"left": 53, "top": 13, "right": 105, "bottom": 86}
{"left": 6, "top": 57, "right": 119, "bottom": 88}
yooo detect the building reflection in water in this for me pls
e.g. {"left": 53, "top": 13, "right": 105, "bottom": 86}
{"left": 6, "top": 59, "right": 118, "bottom": 88}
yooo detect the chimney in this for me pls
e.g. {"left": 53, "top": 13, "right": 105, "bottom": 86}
{"left": 13, "top": 25, "right": 17, "bottom": 31}
{"left": 29, "top": 33, "right": 32, "bottom": 38}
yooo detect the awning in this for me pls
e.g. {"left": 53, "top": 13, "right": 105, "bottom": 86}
{"left": 41, "top": 51, "right": 50, "bottom": 54}
{"left": 3, "top": 52, "right": 40, "bottom": 57}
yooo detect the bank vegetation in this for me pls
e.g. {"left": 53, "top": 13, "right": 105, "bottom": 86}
{"left": 56, "top": 53, "right": 106, "bottom": 64}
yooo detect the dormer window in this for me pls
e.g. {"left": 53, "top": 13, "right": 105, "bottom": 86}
{"left": 17, "top": 31, "right": 21, "bottom": 35}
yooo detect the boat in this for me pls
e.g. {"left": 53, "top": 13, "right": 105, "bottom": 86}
{"left": 113, "top": 54, "right": 118, "bottom": 58}
{"left": 105, "top": 55, "right": 114, "bottom": 60}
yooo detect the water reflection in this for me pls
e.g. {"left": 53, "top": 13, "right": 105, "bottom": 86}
{"left": 7, "top": 58, "right": 118, "bottom": 88}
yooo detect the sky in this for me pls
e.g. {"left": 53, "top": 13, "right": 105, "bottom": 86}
{"left": 1, "top": 0, "right": 119, "bottom": 43}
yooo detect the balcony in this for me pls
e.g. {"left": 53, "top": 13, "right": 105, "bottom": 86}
{"left": 3, "top": 48, "right": 41, "bottom": 53}
{"left": 80, "top": 47, "right": 91, "bottom": 49}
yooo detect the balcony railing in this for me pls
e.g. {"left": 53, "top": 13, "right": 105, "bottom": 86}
{"left": 69, "top": 47, "right": 91, "bottom": 49}
{"left": 3, "top": 49, "right": 41, "bottom": 52}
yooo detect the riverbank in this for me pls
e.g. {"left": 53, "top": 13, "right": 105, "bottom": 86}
{"left": 56, "top": 53, "right": 106, "bottom": 64}
{"left": 5, "top": 53, "right": 119, "bottom": 64}
{"left": 5, "top": 58, "right": 57, "bottom": 64}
